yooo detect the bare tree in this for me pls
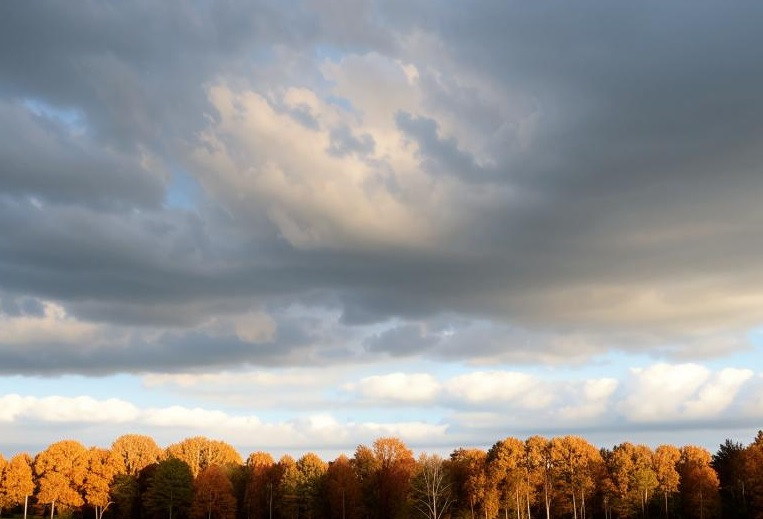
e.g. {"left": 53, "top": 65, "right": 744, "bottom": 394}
{"left": 412, "top": 454, "right": 453, "bottom": 519}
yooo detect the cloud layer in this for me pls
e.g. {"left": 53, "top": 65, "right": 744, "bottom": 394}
{"left": 1, "top": 1, "right": 762, "bottom": 452}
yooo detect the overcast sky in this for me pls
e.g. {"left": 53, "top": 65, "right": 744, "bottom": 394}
{"left": 1, "top": 0, "right": 763, "bottom": 458}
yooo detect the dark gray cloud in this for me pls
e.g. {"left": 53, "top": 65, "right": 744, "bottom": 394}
{"left": 1, "top": 1, "right": 763, "bottom": 374}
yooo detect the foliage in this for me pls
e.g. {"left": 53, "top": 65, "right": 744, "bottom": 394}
{"left": 145, "top": 457, "right": 194, "bottom": 519}
{"left": 190, "top": 465, "right": 237, "bottom": 519}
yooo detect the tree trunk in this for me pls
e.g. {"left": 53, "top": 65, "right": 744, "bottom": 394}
{"left": 24, "top": 495, "right": 29, "bottom": 519}
{"left": 50, "top": 499, "right": 55, "bottom": 519}
{"left": 572, "top": 491, "right": 577, "bottom": 519}
{"left": 544, "top": 481, "right": 550, "bottom": 519}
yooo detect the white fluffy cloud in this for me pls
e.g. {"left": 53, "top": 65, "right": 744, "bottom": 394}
{"left": 619, "top": 364, "right": 753, "bottom": 422}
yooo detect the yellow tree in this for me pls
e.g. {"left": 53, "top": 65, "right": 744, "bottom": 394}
{"left": 191, "top": 465, "right": 237, "bottom": 519}
{"left": 488, "top": 437, "right": 527, "bottom": 519}
{"left": 678, "top": 446, "right": 719, "bottom": 519}
{"left": 606, "top": 443, "right": 657, "bottom": 518}
{"left": 244, "top": 451, "right": 275, "bottom": 519}
{"left": 653, "top": 445, "right": 681, "bottom": 518}
{"left": 111, "top": 434, "right": 162, "bottom": 476}
{"left": 35, "top": 439, "right": 89, "bottom": 518}
{"left": 525, "top": 436, "right": 552, "bottom": 519}
{"left": 0, "top": 454, "right": 6, "bottom": 515}
{"left": 1, "top": 453, "right": 36, "bottom": 519}
{"left": 296, "top": 452, "right": 328, "bottom": 519}
{"left": 83, "top": 447, "right": 122, "bottom": 519}
{"left": 166, "top": 437, "right": 243, "bottom": 477}
{"left": 451, "top": 448, "right": 492, "bottom": 519}
{"left": 549, "top": 436, "right": 602, "bottom": 519}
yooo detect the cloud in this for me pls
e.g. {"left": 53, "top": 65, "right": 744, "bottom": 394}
{"left": 350, "top": 372, "right": 440, "bottom": 404}
{"left": 0, "top": 0, "right": 763, "bottom": 379}
{"left": 619, "top": 364, "right": 753, "bottom": 422}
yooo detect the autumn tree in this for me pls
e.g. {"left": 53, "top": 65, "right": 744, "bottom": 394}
{"left": 83, "top": 447, "right": 122, "bottom": 519}
{"left": 296, "top": 452, "right": 328, "bottom": 519}
{"left": 450, "top": 447, "right": 493, "bottom": 519}
{"left": 412, "top": 454, "right": 453, "bottom": 519}
{"left": 352, "top": 444, "right": 379, "bottom": 517}
{"left": 244, "top": 451, "right": 276, "bottom": 519}
{"left": 112, "top": 434, "right": 162, "bottom": 476}
{"left": 371, "top": 437, "right": 416, "bottom": 519}
{"left": 654, "top": 445, "right": 681, "bottom": 519}
{"left": 190, "top": 465, "right": 237, "bottom": 519}
{"left": 145, "top": 457, "right": 194, "bottom": 519}
{"left": 549, "top": 436, "right": 602, "bottom": 519}
{"left": 166, "top": 437, "right": 243, "bottom": 478}
{"left": 743, "top": 432, "right": 763, "bottom": 519}
{"left": 679, "top": 446, "right": 720, "bottom": 519}
{"left": 35, "top": 439, "right": 89, "bottom": 518}
{"left": 525, "top": 436, "right": 553, "bottom": 519}
{"left": 275, "top": 455, "right": 300, "bottom": 519}
{"left": 325, "top": 454, "right": 363, "bottom": 519}
{"left": 488, "top": 437, "right": 527, "bottom": 519}
{"left": 605, "top": 443, "right": 657, "bottom": 518}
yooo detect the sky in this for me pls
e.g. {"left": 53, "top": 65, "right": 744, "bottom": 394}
{"left": 1, "top": 1, "right": 763, "bottom": 460}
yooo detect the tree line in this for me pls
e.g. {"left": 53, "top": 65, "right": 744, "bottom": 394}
{"left": 1, "top": 431, "right": 762, "bottom": 519}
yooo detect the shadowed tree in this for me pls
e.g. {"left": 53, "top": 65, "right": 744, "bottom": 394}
{"left": 678, "top": 446, "right": 720, "bottom": 519}
{"left": 296, "top": 452, "right": 328, "bottom": 519}
{"left": 742, "top": 432, "right": 763, "bottom": 519}
{"left": 145, "top": 458, "right": 194, "bottom": 519}
{"left": 352, "top": 444, "right": 379, "bottom": 518}
{"left": 371, "top": 437, "right": 416, "bottom": 519}
{"left": 712, "top": 440, "right": 747, "bottom": 519}
{"left": 191, "top": 465, "right": 237, "bottom": 519}
{"left": 275, "top": 455, "right": 300, "bottom": 519}
{"left": 450, "top": 447, "right": 492, "bottom": 519}
{"left": 35, "top": 439, "right": 89, "bottom": 519}
{"left": 325, "top": 454, "right": 363, "bottom": 519}
{"left": 245, "top": 452, "right": 276, "bottom": 519}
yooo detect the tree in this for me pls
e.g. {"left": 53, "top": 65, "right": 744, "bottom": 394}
{"left": 488, "top": 437, "right": 527, "bottom": 519}
{"left": 678, "top": 446, "right": 720, "bottom": 519}
{"left": 145, "top": 457, "right": 194, "bottom": 519}
{"left": 606, "top": 443, "right": 657, "bottom": 518}
{"left": 654, "top": 445, "right": 681, "bottom": 519}
{"left": 110, "top": 473, "right": 140, "bottom": 519}
{"left": 295, "top": 452, "right": 328, "bottom": 519}
{"left": 190, "top": 465, "right": 237, "bottom": 519}
{"left": 325, "top": 455, "right": 362, "bottom": 519}
{"left": 742, "top": 432, "right": 763, "bottom": 519}
{"left": 83, "top": 447, "right": 122, "bottom": 519}
{"left": 412, "top": 454, "right": 453, "bottom": 519}
{"left": 450, "top": 448, "right": 491, "bottom": 519}
{"left": 525, "top": 436, "right": 553, "bottom": 519}
{"left": 112, "top": 434, "right": 162, "bottom": 476}
{"left": 712, "top": 440, "right": 747, "bottom": 519}
{"left": 166, "top": 437, "right": 242, "bottom": 478}
{"left": 35, "top": 439, "right": 89, "bottom": 518}
{"left": 275, "top": 455, "right": 300, "bottom": 519}
{"left": 371, "top": 437, "right": 416, "bottom": 519}
{"left": 549, "top": 436, "right": 602, "bottom": 519}
{"left": 245, "top": 451, "right": 276, "bottom": 519}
